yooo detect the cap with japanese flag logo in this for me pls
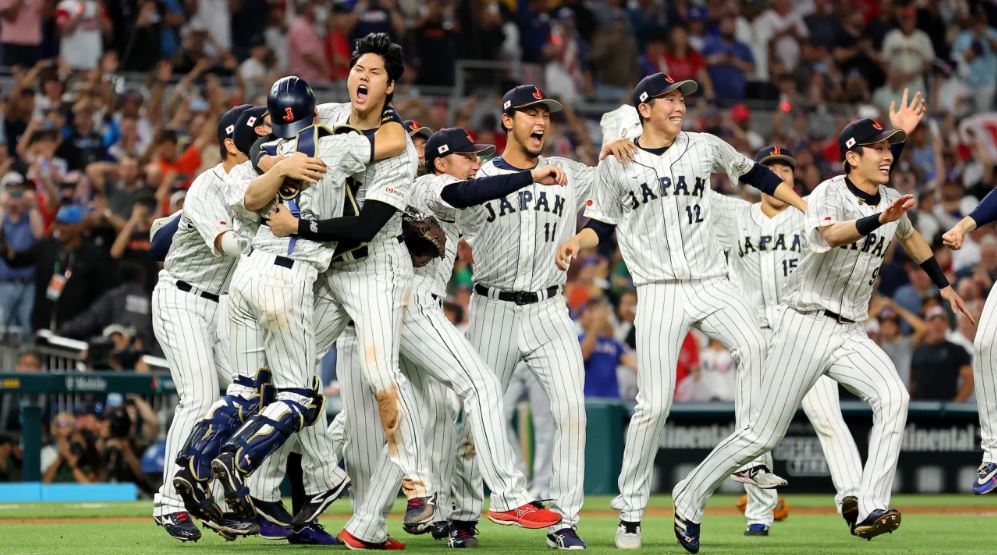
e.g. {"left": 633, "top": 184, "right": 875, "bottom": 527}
{"left": 501, "top": 85, "right": 563, "bottom": 116}
{"left": 232, "top": 106, "right": 269, "bottom": 155}
{"left": 838, "top": 118, "right": 907, "bottom": 161}
{"left": 424, "top": 128, "right": 496, "bottom": 172}
{"left": 633, "top": 72, "right": 698, "bottom": 107}
{"left": 217, "top": 104, "right": 253, "bottom": 147}
{"left": 754, "top": 145, "right": 797, "bottom": 170}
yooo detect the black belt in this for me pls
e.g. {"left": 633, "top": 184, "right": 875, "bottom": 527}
{"left": 474, "top": 284, "right": 558, "bottom": 306}
{"left": 274, "top": 256, "right": 294, "bottom": 269}
{"left": 176, "top": 281, "right": 220, "bottom": 302}
{"left": 823, "top": 309, "right": 856, "bottom": 324}
{"left": 333, "top": 236, "right": 404, "bottom": 263}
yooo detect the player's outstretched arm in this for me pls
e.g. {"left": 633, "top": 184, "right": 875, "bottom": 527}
{"left": 898, "top": 228, "right": 977, "bottom": 325}
{"left": 441, "top": 167, "right": 567, "bottom": 209}
{"left": 556, "top": 226, "right": 601, "bottom": 271}
{"left": 944, "top": 187, "right": 997, "bottom": 249}
{"left": 244, "top": 153, "right": 327, "bottom": 211}
{"left": 819, "top": 194, "right": 914, "bottom": 248}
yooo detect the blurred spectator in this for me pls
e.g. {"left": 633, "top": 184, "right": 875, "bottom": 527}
{"left": 0, "top": 177, "right": 43, "bottom": 334}
{"left": 752, "top": 0, "right": 808, "bottom": 79}
{"left": 514, "top": 0, "right": 552, "bottom": 64}
{"left": 951, "top": 10, "right": 997, "bottom": 113}
{"left": 0, "top": 204, "right": 114, "bottom": 331}
{"left": 54, "top": 0, "right": 111, "bottom": 71}
{"left": 100, "top": 399, "right": 156, "bottom": 494}
{"left": 16, "top": 349, "right": 42, "bottom": 371}
{"left": 673, "top": 331, "right": 699, "bottom": 401}
{"left": 108, "top": 198, "right": 156, "bottom": 289}
{"left": 701, "top": 16, "right": 756, "bottom": 101}
{"left": 231, "top": 0, "right": 269, "bottom": 61}
{"left": 881, "top": 4, "right": 935, "bottom": 97}
{"left": 4, "top": 86, "right": 36, "bottom": 158}
{"left": 171, "top": 20, "right": 236, "bottom": 75}
{"left": 660, "top": 25, "right": 714, "bottom": 100}
{"left": 613, "top": 289, "right": 636, "bottom": 344}
{"left": 579, "top": 299, "right": 636, "bottom": 399}
{"left": 287, "top": 0, "right": 329, "bottom": 85}
{"left": 414, "top": 0, "right": 457, "bottom": 87}
{"left": 325, "top": 4, "right": 354, "bottom": 81}
{"left": 192, "top": 0, "right": 231, "bottom": 53}
{"left": 0, "top": 0, "right": 44, "bottom": 67}
{"left": 59, "top": 258, "right": 154, "bottom": 354}
{"left": 350, "top": 0, "right": 405, "bottom": 43}
{"left": 240, "top": 37, "right": 276, "bottom": 99}
{"left": 676, "top": 338, "right": 735, "bottom": 402}
{"left": 870, "top": 296, "right": 926, "bottom": 389}
{"left": 589, "top": 12, "right": 638, "bottom": 102}
{"left": 59, "top": 101, "right": 107, "bottom": 172}
{"left": 106, "top": 1, "right": 168, "bottom": 72}
{"left": 0, "top": 433, "right": 22, "bottom": 481}
{"left": 803, "top": 0, "right": 843, "bottom": 51}
{"left": 41, "top": 411, "right": 102, "bottom": 483}
{"left": 894, "top": 261, "right": 937, "bottom": 316}
{"left": 565, "top": 255, "right": 609, "bottom": 315}
{"left": 543, "top": 9, "right": 587, "bottom": 104}
{"left": 910, "top": 306, "right": 973, "bottom": 401}
{"left": 834, "top": 9, "right": 886, "bottom": 93}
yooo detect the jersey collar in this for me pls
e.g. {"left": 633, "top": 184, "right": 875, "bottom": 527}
{"left": 843, "top": 176, "right": 881, "bottom": 206}
{"left": 492, "top": 155, "right": 537, "bottom": 171}
{"left": 634, "top": 137, "right": 669, "bottom": 156}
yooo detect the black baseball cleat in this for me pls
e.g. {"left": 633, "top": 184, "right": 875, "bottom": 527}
{"left": 448, "top": 520, "right": 480, "bottom": 548}
{"left": 841, "top": 496, "right": 859, "bottom": 529}
{"left": 173, "top": 466, "right": 222, "bottom": 522}
{"left": 253, "top": 497, "right": 295, "bottom": 528}
{"left": 290, "top": 476, "right": 351, "bottom": 528}
{"left": 673, "top": 509, "right": 700, "bottom": 554}
{"left": 211, "top": 452, "right": 255, "bottom": 520}
{"left": 154, "top": 512, "right": 201, "bottom": 542}
{"left": 202, "top": 512, "right": 260, "bottom": 540}
{"left": 430, "top": 520, "right": 451, "bottom": 540}
{"left": 852, "top": 508, "right": 901, "bottom": 540}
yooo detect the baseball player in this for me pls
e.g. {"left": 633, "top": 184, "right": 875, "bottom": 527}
{"left": 711, "top": 146, "right": 864, "bottom": 536}
{"left": 671, "top": 116, "right": 974, "bottom": 552}
{"left": 208, "top": 75, "right": 411, "bottom": 524}
{"left": 942, "top": 182, "right": 997, "bottom": 494}
{"left": 556, "top": 73, "right": 805, "bottom": 551}
{"left": 268, "top": 128, "right": 570, "bottom": 548}
{"left": 246, "top": 33, "right": 438, "bottom": 537}
{"left": 151, "top": 104, "right": 265, "bottom": 542}
{"left": 405, "top": 120, "right": 433, "bottom": 167}
{"left": 447, "top": 83, "right": 635, "bottom": 550}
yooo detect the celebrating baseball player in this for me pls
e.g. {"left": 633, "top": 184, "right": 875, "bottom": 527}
{"left": 151, "top": 104, "right": 271, "bottom": 542}
{"left": 556, "top": 73, "right": 805, "bottom": 550}
{"left": 711, "top": 146, "right": 864, "bottom": 536}
{"left": 942, "top": 172, "right": 997, "bottom": 495}
{"left": 671, "top": 108, "right": 975, "bottom": 551}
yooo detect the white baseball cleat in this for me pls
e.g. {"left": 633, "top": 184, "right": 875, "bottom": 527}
{"left": 731, "top": 465, "right": 788, "bottom": 489}
{"left": 615, "top": 521, "right": 641, "bottom": 549}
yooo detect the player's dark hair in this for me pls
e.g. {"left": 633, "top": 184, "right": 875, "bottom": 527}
{"left": 350, "top": 33, "right": 405, "bottom": 105}
{"left": 843, "top": 147, "right": 862, "bottom": 174}
{"left": 637, "top": 98, "right": 658, "bottom": 125}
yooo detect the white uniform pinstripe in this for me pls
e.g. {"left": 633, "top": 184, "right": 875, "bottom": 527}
{"left": 712, "top": 192, "right": 863, "bottom": 522}
{"left": 451, "top": 155, "right": 591, "bottom": 532}
{"left": 674, "top": 176, "right": 913, "bottom": 524}
{"left": 583, "top": 135, "right": 768, "bottom": 523}
{"left": 152, "top": 164, "right": 239, "bottom": 517}
{"left": 975, "top": 288, "right": 997, "bottom": 465}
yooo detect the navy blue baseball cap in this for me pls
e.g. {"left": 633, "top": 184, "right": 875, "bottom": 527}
{"left": 501, "top": 84, "right": 563, "bottom": 116}
{"left": 633, "top": 72, "right": 698, "bottom": 106}
{"left": 425, "top": 128, "right": 496, "bottom": 170}
{"left": 838, "top": 118, "right": 906, "bottom": 160}
{"left": 233, "top": 106, "right": 268, "bottom": 155}
{"left": 268, "top": 76, "right": 316, "bottom": 139}
{"left": 755, "top": 145, "right": 796, "bottom": 169}
{"left": 405, "top": 119, "right": 433, "bottom": 140}
{"left": 217, "top": 104, "right": 252, "bottom": 146}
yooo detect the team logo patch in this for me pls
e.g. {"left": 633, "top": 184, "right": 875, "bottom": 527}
{"left": 310, "top": 221, "right": 318, "bottom": 233}
{"left": 225, "top": 124, "right": 235, "bottom": 135}
{"left": 246, "top": 116, "right": 257, "bottom": 127}
{"left": 845, "top": 137, "right": 856, "bottom": 149}
{"left": 664, "top": 74, "right": 675, "bottom": 83}
{"left": 872, "top": 120, "right": 883, "bottom": 130}
{"left": 532, "top": 87, "right": 544, "bottom": 100}
{"left": 283, "top": 107, "right": 295, "bottom": 122}
{"left": 438, "top": 144, "right": 450, "bottom": 154}
{"left": 639, "top": 92, "right": 649, "bottom": 102}
{"left": 772, "top": 146, "right": 781, "bottom": 155}
{"left": 409, "top": 120, "right": 419, "bottom": 131}
{"left": 503, "top": 100, "right": 511, "bottom": 109}
{"left": 586, "top": 199, "right": 593, "bottom": 206}
{"left": 466, "top": 133, "right": 473, "bottom": 143}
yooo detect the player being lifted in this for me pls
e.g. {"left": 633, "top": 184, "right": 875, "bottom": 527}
{"left": 556, "top": 73, "right": 804, "bottom": 550}
{"left": 671, "top": 113, "right": 974, "bottom": 552}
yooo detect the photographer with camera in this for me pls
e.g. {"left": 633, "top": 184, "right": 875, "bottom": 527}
{"left": 100, "top": 397, "right": 157, "bottom": 495}
{"left": 41, "top": 411, "right": 103, "bottom": 483}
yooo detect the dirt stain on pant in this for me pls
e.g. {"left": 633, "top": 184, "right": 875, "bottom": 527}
{"left": 401, "top": 478, "right": 427, "bottom": 498}
{"left": 376, "top": 384, "right": 401, "bottom": 458}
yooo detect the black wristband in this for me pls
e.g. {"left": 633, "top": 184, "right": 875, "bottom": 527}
{"left": 380, "top": 106, "right": 403, "bottom": 126}
{"left": 297, "top": 218, "right": 319, "bottom": 241}
{"left": 920, "top": 256, "right": 950, "bottom": 289}
{"left": 855, "top": 213, "right": 884, "bottom": 236}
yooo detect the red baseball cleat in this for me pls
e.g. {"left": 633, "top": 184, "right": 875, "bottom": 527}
{"left": 338, "top": 529, "right": 406, "bottom": 550}
{"left": 487, "top": 501, "right": 562, "bottom": 529}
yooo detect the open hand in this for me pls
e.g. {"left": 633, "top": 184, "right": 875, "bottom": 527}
{"left": 556, "top": 237, "right": 581, "bottom": 271}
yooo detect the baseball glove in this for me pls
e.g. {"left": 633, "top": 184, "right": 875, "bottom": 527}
{"left": 402, "top": 209, "right": 446, "bottom": 268}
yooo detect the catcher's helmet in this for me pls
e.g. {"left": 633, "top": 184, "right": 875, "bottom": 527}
{"left": 268, "top": 76, "right": 315, "bottom": 139}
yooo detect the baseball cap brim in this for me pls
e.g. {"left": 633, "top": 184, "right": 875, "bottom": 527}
{"left": 758, "top": 154, "right": 797, "bottom": 169}
{"left": 508, "top": 98, "right": 563, "bottom": 114}
{"left": 857, "top": 129, "right": 907, "bottom": 147}
{"left": 271, "top": 116, "right": 313, "bottom": 139}
{"left": 455, "top": 144, "right": 496, "bottom": 157}
{"left": 410, "top": 127, "right": 433, "bottom": 140}
{"left": 640, "top": 80, "right": 698, "bottom": 104}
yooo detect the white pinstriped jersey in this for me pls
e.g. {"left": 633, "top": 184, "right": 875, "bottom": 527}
{"left": 224, "top": 160, "right": 262, "bottom": 250}
{"left": 458, "top": 156, "right": 593, "bottom": 291}
{"left": 249, "top": 132, "right": 372, "bottom": 271}
{"left": 160, "top": 164, "right": 238, "bottom": 294}
{"left": 407, "top": 173, "right": 461, "bottom": 298}
{"left": 583, "top": 132, "right": 756, "bottom": 285}
{"left": 783, "top": 175, "right": 914, "bottom": 322}
{"left": 711, "top": 192, "right": 805, "bottom": 328}
{"left": 316, "top": 102, "right": 418, "bottom": 245}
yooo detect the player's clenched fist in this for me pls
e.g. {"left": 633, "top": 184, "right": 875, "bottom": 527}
{"left": 942, "top": 216, "right": 978, "bottom": 250}
{"left": 531, "top": 165, "right": 568, "bottom": 186}
{"left": 267, "top": 204, "right": 299, "bottom": 237}
{"left": 879, "top": 194, "right": 915, "bottom": 223}
{"left": 555, "top": 236, "right": 581, "bottom": 271}
{"left": 278, "top": 152, "right": 327, "bottom": 184}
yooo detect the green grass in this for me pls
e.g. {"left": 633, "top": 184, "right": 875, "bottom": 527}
{"left": 0, "top": 495, "right": 995, "bottom": 554}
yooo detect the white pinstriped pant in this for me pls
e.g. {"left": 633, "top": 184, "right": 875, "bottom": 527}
{"left": 453, "top": 291, "right": 586, "bottom": 532}
{"left": 974, "top": 288, "right": 997, "bottom": 463}
{"left": 674, "top": 307, "right": 909, "bottom": 524}
{"left": 151, "top": 282, "right": 234, "bottom": 517}
{"left": 742, "top": 328, "right": 863, "bottom": 526}
{"left": 226, "top": 250, "right": 346, "bottom": 494}
{"left": 337, "top": 288, "right": 536, "bottom": 542}
{"left": 612, "top": 277, "right": 767, "bottom": 523}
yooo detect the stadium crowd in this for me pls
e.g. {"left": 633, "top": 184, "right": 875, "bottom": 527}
{"left": 0, "top": 0, "right": 995, "bottom": 436}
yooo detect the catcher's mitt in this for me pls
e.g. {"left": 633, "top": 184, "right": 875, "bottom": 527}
{"left": 402, "top": 209, "right": 446, "bottom": 268}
